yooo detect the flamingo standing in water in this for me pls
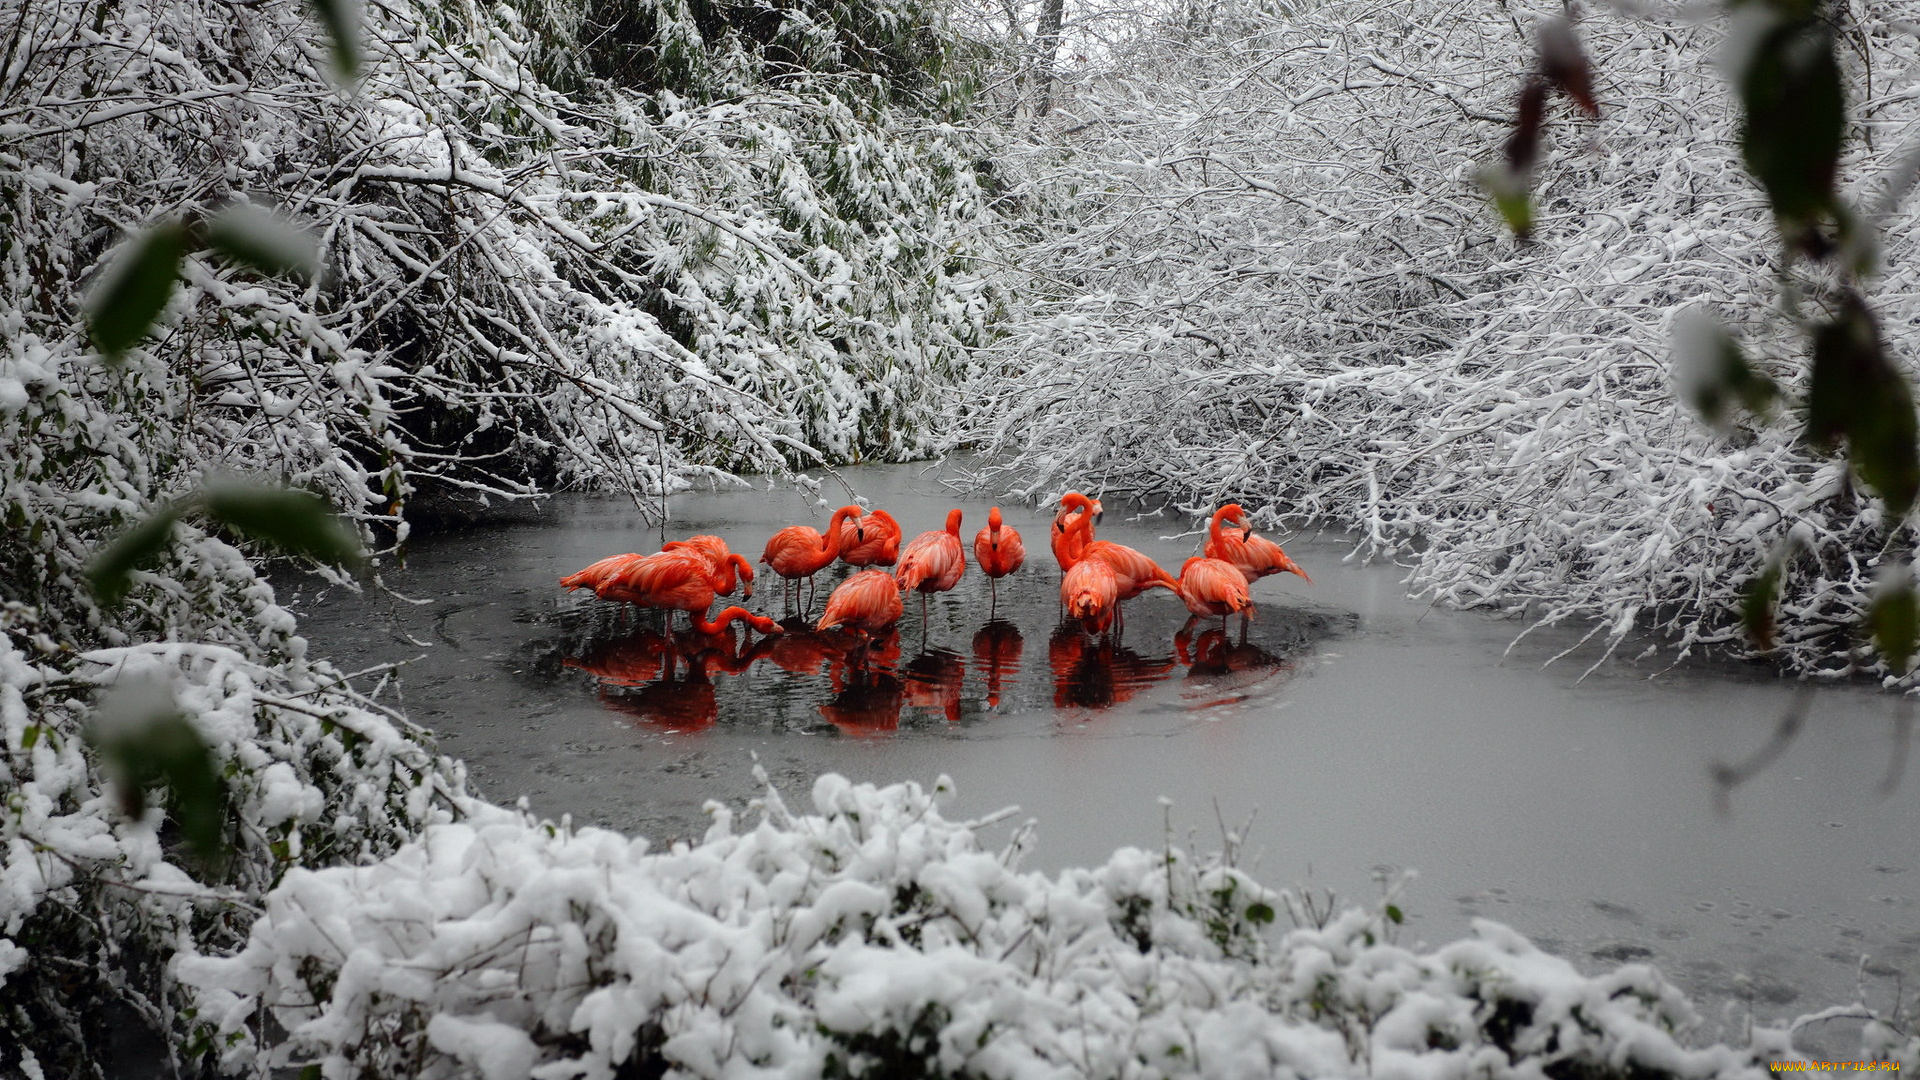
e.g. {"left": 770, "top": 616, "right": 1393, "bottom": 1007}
{"left": 1176, "top": 556, "right": 1252, "bottom": 634}
{"left": 561, "top": 548, "right": 782, "bottom": 636}
{"left": 1061, "top": 510, "right": 1179, "bottom": 628}
{"left": 1061, "top": 556, "right": 1121, "bottom": 635}
{"left": 817, "top": 568, "right": 905, "bottom": 671}
{"left": 1050, "top": 492, "right": 1102, "bottom": 572}
{"left": 895, "top": 509, "right": 966, "bottom": 629}
{"left": 664, "top": 534, "right": 755, "bottom": 598}
{"left": 973, "top": 506, "right": 1025, "bottom": 610}
{"left": 1204, "top": 504, "right": 1310, "bottom": 587}
{"left": 839, "top": 509, "right": 902, "bottom": 568}
{"left": 762, "top": 505, "right": 863, "bottom": 614}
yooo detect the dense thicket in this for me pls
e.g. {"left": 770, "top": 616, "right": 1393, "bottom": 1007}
{"left": 962, "top": 0, "right": 1920, "bottom": 680}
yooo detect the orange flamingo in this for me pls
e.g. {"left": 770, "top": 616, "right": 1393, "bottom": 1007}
{"left": 839, "top": 509, "right": 902, "bottom": 567}
{"left": 1176, "top": 556, "right": 1253, "bottom": 633}
{"left": 1204, "top": 504, "right": 1310, "bottom": 587}
{"left": 972, "top": 506, "right": 1025, "bottom": 609}
{"left": 818, "top": 569, "right": 905, "bottom": 675}
{"left": 762, "top": 505, "right": 863, "bottom": 613}
{"left": 664, "top": 534, "right": 755, "bottom": 598}
{"left": 1050, "top": 492, "right": 1102, "bottom": 572}
{"left": 565, "top": 548, "right": 782, "bottom": 635}
{"left": 1061, "top": 555, "right": 1121, "bottom": 635}
{"left": 1063, "top": 510, "right": 1179, "bottom": 621}
{"left": 817, "top": 569, "right": 906, "bottom": 635}
{"left": 895, "top": 509, "right": 966, "bottom": 626}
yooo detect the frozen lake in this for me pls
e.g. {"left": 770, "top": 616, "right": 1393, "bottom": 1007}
{"left": 285, "top": 462, "right": 1919, "bottom": 1045}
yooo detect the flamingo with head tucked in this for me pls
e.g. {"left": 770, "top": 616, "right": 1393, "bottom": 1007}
{"left": 839, "top": 509, "right": 902, "bottom": 568}
{"left": 762, "top": 505, "right": 864, "bottom": 614}
{"left": 895, "top": 509, "right": 965, "bottom": 629}
{"left": 818, "top": 568, "right": 906, "bottom": 672}
{"left": 1062, "top": 510, "right": 1179, "bottom": 624}
{"left": 664, "top": 534, "right": 755, "bottom": 598}
{"left": 1051, "top": 492, "right": 1103, "bottom": 573}
{"left": 1176, "top": 556, "right": 1252, "bottom": 634}
{"left": 973, "top": 507, "right": 1025, "bottom": 610}
{"left": 1205, "top": 504, "right": 1310, "bottom": 587}
{"left": 1061, "top": 556, "right": 1121, "bottom": 636}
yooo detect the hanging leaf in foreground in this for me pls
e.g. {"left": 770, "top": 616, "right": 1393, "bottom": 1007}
{"left": 202, "top": 481, "right": 368, "bottom": 571}
{"left": 88, "top": 675, "right": 229, "bottom": 870}
{"left": 86, "top": 506, "right": 184, "bottom": 607}
{"left": 1869, "top": 567, "right": 1919, "bottom": 674}
{"left": 1670, "top": 308, "right": 1779, "bottom": 429}
{"left": 86, "top": 222, "right": 190, "bottom": 364}
{"left": 1805, "top": 297, "right": 1919, "bottom": 519}
{"left": 1478, "top": 17, "right": 1600, "bottom": 241}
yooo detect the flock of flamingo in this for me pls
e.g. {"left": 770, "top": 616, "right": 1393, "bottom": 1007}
{"left": 555, "top": 494, "right": 1312, "bottom": 731}
{"left": 558, "top": 493, "right": 1310, "bottom": 646}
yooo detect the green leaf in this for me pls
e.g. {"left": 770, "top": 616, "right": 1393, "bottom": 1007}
{"left": 1737, "top": 15, "right": 1844, "bottom": 243}
{"left": 1807, "top": 301, "right": 1918, "bottom": 518}
{"left": 1742, "top": 559, "right": 1783, "bottom": 652}
{"left": 201, "top": 481, "right": 367, "bottom": 570}
{"left": 87, "top": 506, "right": 183, "bottom": 607}
{"left": 1671, "top": 310, "right": 1778, "bottom": 428}
{"left": 204, "top": 205, "right": 321, "bottom": 280}
{"left": 87, "top": 222, "right": 190, "bottom": 364}
{"left": 1476, "top": 165, "right": 1533, "bottom": 241}
{"left": 307, "top": 0, "right": 362, "bottom": 83}
{"left": 1245, "top": 901, "right": 1275, "bottom": 926}
{"left": 1869, "top": 571, "right": 1918, "bottom": 673}
{"left": 1385, "top": 903, "right": 1404, "bottom": 925}
{"left": 89, "top": 676, "right": 229, "bottom": 870}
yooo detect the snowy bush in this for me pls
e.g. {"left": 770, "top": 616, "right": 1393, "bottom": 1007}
{"left": 0, "top": 0, "right": 1011, "bottom": 1071}
{"left": 961, "top": 0, "right": 1920, "bottom": 680}
{"left": 182, "top": 772, "right": 1917, "bottom": 1079}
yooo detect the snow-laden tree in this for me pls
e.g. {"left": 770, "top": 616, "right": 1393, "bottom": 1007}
{"left": 0, "top": 0, "right": 1009, "bottom": 1071}
{"left": 960, "top": 0, "right": 1920, "bottom": 680}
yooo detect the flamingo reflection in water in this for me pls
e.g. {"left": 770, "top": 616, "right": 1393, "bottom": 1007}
{"left": 1048, "top": 620, "right": 1175, "bottom": 711}
{"left": 566, "top": 625, "right": 774, "bottom": 732}
{"left": 819, "top": 672, "right": 905, "bottom": 735}
{"left": 902, "top": 646, "right": 967, "bottom": 723}
{"left": 1174, "top": 623, "right": 1295, "bottom": 710}
{"left": 970, "top": 620, "right": 1023, "bottom": 709}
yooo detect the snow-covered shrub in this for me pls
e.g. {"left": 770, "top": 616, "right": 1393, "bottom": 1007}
{"left": 962, "top": 0, "right": 1920, "bottom": 680}
{"left": 0, "top": 0, "right": 1011, "bottom": 1071}
{"left": 182, "top": 772, "right": 1918, "bottom": 1079}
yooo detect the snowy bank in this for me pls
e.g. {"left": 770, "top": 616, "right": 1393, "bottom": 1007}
{"left": 183, "top": 772, "right": 1916, "bottom": 1079}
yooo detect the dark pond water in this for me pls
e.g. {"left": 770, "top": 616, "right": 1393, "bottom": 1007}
{"left": 284, "top": 462, "right": 1919, "bottom": 1046}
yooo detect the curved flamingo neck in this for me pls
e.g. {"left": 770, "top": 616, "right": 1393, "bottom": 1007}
{"left": 694, "top": 605, "right": 781, "bottom": 636}
{"left": 821, "top": 506, "right": 860, "bottom": 559}
{"left": 944, "top": 509, "right": 963, "bottom": 537}
{"left": 987, "top": 507, "right": 1002, "bottom": 539}
{"left": 1210, "top": 504, "right": 1246, "bottom": 547}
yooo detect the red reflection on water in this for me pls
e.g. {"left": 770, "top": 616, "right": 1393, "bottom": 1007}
{"left": 1049, "top": 620, "right": 1175, "bottom": 711}
{"left": 903, "top": 647, "right": 967, "bottom": 723}
{"left": 970, "top": 620, "right": 1024, "bottom": 709}
{"left": 567, "top": 626, "right": 774, "bottom": 732}
{"left": 820, "top": 670, "right": 904, "bottom": 735}
{"left": 1174, "top": 623, "right": 1295, "bottom": 709}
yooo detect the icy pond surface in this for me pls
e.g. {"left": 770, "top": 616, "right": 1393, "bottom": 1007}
{"left": 286, "top": 462, "right": 1918, "bottom": 1039}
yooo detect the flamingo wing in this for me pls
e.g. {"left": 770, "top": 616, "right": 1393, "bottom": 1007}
{"left": 1179, "top": 557, "right": 1252, "bottom": 618}
{"left": 819, "top": 569, "right": 905, "bottom": 632}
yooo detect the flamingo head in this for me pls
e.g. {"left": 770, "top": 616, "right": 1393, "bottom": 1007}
{"left": 944, "top": 508, "right": 963, "bottom": 536}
